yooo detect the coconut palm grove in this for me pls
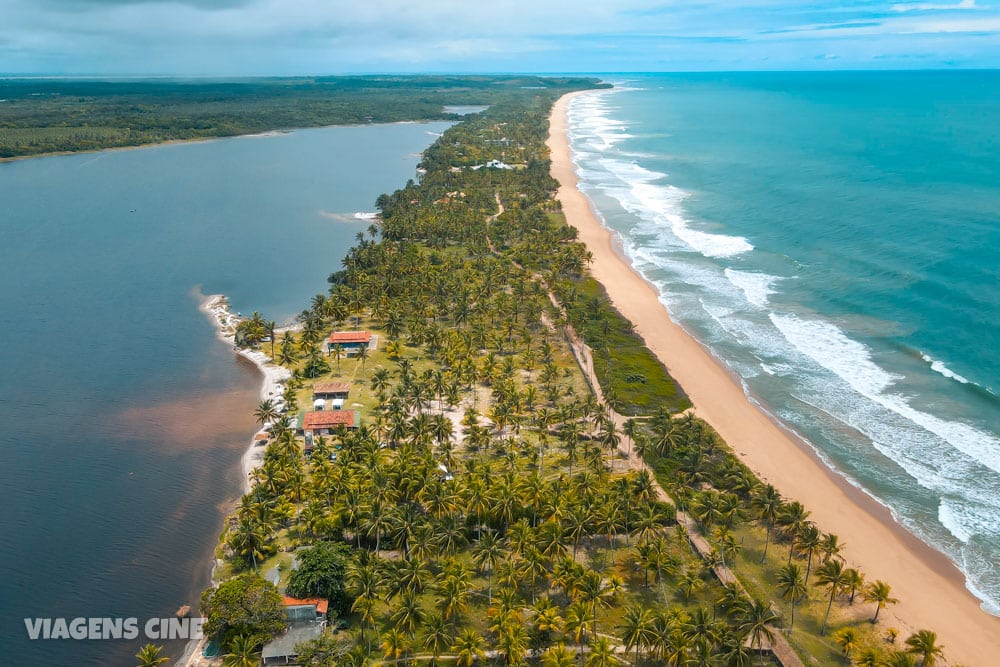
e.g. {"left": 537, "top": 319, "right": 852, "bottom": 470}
{"left": 185, "top": 80, "right": 946, "bottom": 667}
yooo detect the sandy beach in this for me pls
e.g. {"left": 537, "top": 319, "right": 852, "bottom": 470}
{"left": 548, "top": 91, "right": 1000, "bottom": 666}
{"left": 199, "top": 292, "right": 292, "bottom": 493}
{"left": 179, "top": 293, "right": 294, "bottom": 667}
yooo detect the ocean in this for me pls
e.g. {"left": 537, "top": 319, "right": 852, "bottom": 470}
{"left": 567, "top": 71, "right": 1000, "bottom": 614}
{"left": 0, "top": 121, "right": 451, "bottom": 666}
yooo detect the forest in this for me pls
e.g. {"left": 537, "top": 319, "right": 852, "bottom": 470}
{"left": 0, "top": 75, "right": 606, "bottom": 158}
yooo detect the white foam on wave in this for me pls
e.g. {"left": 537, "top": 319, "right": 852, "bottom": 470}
{"left": 775, "top": 341, "right": 1000, "bottom": 554}
{"left": 921, "top": 353, "right": 971, "bottom": 385}
{"left": 597, "top": 159, "right": 753, "bottom": 259}
{"left": 353, "top": 212, "right": 379, "bottom": 221}
{"left": 938, "top": 494, "right": 1000, "bottom": 551}
{"left": 627, "top": 193, "right": 1000, "bottom": 580}
{"left": 570, "top": 87, "right": 754, "bottom": 261}
{"left": 568, "top": 85, "right": 1000, "bottom": 611}
{"left": 724, "top": 269, "right": 781, "bottom": 308}
{"left": 770, "top": 315, "right": 900, "bottom": 394}
{"left": 772, "top": 313, "right": 1000, "bottom": 478}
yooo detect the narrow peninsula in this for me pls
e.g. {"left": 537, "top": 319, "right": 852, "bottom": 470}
{"left": 184, "top": 80, "right": 986, "bottom": 667}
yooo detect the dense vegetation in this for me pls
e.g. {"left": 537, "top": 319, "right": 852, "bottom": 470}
{"left": 188, "top": 82, "right": 947, "bottom": 667}
{"left": 0, "top": 75, "right": 604, "bottom": 158}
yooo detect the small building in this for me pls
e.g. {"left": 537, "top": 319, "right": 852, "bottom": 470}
{"left": 261, "top": 597, "right": 330, "bottom": 665}
{"left": 327, "top": 331, "right": 371, "bottom": 355}
{"left": 261, "top": 622, "right": 323, "bottom": 666}
{"left": 312, "top": 382, "right": 350, "bottom": 400}
{"left": 301, "top": 410, "right": 358, "bottom": 435}
{"left": 282, "top": 596, "right": 329, "bottom": 622}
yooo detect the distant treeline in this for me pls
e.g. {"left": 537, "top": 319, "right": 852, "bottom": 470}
{"left": 0, "top": 75, "right": 610, "bottom": 158}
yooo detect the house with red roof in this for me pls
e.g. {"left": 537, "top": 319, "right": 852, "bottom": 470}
{"left": 301, "top": 409, "right": 358, "bottom": 435}
{"left": 282, "top": 596, "right": 329, "bottom": 621}
{"left": 326, "top": 330, "right": 372, "bottom": 355}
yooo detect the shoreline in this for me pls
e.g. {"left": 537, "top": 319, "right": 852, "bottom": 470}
{"left": 548, "top": 90, "right": 1000, "bottom": 666}
{"left": 178, "top": 293, "right": 293, "bottom": 666}
{"left": 0, "top": 119, "right": 452, "bottom": 164}
{"left": 199, "top": 293, "right": 292, "bottom": 491}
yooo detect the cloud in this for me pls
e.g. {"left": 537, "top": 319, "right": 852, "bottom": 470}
{"left": 45, "top": 0, "right": 253, "bottom": 8}
{"left": 1, "top": 0, "right": 999, "bottom": 74}
{"left": 761, "top": 21, "right": 885, "bottom": 35}
{"left": 897, "top": 15, "right": 1000, "bottom": 31}
{"left": 891, "top": 0, "right": 977, "bottom": 12}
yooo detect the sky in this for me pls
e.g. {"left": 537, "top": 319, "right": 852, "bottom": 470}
{"left": 1, "top": 0, "right": 999, "bottom": 75}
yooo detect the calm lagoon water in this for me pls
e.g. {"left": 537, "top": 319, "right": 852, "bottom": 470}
{"left": 0, "top": 121, "right": 450, "bottom": 666}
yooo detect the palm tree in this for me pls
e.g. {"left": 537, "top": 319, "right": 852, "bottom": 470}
{"left": 578, "top": 569, "right": 618, "bottom": 636}
{"left": 775, "top": 563, "right": 807, "bottom": 632}
{"left": 855, "top": 647, "right": 882, "bottom": 667}
{"left": 819, "top": 532, "right": 844, "bottom": 563}
{"left": 357, "top": 344, "right": 370, "bottom": 379}
{"left": 793, "top": 523, "right": 823, "bottom": 581}
{"left": 563, "top": 600, "right": 592, "bottom": 657}
{"left": 436, "top": 569, "right": 471, "bottom": 623}
{"left": 619, "top": 604, "right": 656, "bottom": 666}
{"left": 371, "top": 367, "right": 391, "bottom": 395}
{"left": 714, "top": 525, "right": 741, "bottom": 571}
{"left": 222, "top": 634, "right": 261, "bottom": 667}
{"left": 496, "top": 618, "right": 529, "bottom": 666}
{"left": 541, "top": 644, "right": 576, "bottom": 667}
{"left": 532, "top": 597, "right": 564, "bottom": 644}
{"left": 884, "top": 652, "right": 917, "bottom": 667}
{"left": 682, "top": 607, "right": 723, "bottom": 653}
{"left": 253, "top": 399, "right": 279, "bottom": 427}
{"left": 719, "top": 631, "right": 755, "bottom": 667}
{"left": 623, "top": 417, "right": 639, "bottom": 458}
{"left": 777, "top": 501, "right": 810, "bottom": 560}
{"left": 598, "top": 419, "right": 621, "bottom": 468}
{"left": 134, "top": 644, "right": 170, "bottom": 667}
{"left": 677, "top": 567, "right": 705, "bottom": 602}
{"left": 422, "top": 612, "right": 454, "bottom": 666}
{"left": 737, "top": 599, "right": 777, "bottom": 664}
{"left": 266, "top": 320, "right": 277, "bottom": 357}
{"left": 518, "top": 546, "right": 548, "bottom": 603}
{"left": 905, "top": 630, "right": 944, "bottom": 666}
{"left": 842, "top": 567, "right": 865, "bottom": 604}
{"left": 472, "top": 532, "right": 504, "bottom": 604}
{"left": 814, "top": 558, "right": 847, "bottom": 635}
{"left": 381, "top": 627, "right": 409, "bottom": 664}
{"left": 390, "top": 590, "right": 424, "bottom": 637}
{"left": 228, "top": 516, "right": 269, "bottom": 570}
{"left": 864, "top": 580, "right": 898, "bottom": 623}
{"left": 833, "top": 626, "right": 858, "bottom": 658}
{"left": 586, "top": 636, "right": 617, "bottom": 667}
{"left": 452, "top": 628, "right": 486, "bottom": 667}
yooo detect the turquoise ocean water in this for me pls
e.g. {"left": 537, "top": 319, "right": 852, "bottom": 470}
{"left": 0, "top": 121, "right": 450, "bottom": 665}
{"left": 567, "top": 71, "right": 1000, "bottom": 614}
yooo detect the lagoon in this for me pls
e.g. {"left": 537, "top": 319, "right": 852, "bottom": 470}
{"left": 0, "top": 121, "right": 451, "bottom": 666}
